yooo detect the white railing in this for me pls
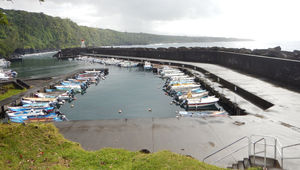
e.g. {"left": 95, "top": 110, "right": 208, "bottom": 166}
{"left": 203, "top": 134, "right": 300, "bottom": 169}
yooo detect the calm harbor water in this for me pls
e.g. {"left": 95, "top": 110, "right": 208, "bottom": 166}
{"left": 10, "top": 53, "right": 182, "bottom": 120}
{"left": 60, "top": 66, "right": 182, "bottom": 120}
{"left": 11, "top": 52, "right": 86, "bottom": 79}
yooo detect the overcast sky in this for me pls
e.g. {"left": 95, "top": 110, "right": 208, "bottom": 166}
{"left": 1, "top": 0, "right": 300, "bottom": 41}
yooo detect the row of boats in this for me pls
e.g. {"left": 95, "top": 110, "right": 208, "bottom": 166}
{"left": 7, "top": 69, "right": 107, "bottom": 123}
{"left": 76, "top": 56, "right": 153, "bottom": 70}
{"left": 158, "top": 66, "right": 226, "bottom": 117}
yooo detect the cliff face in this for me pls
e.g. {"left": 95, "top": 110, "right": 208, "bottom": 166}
{"left": 56, "top": 47, "right": 300, "bottom": 91}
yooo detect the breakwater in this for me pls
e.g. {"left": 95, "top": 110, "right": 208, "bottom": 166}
{"left": 55, "top": 47, "right": 300, "bottom": 91}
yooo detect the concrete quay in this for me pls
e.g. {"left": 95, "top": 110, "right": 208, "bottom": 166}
{"left": 54, "top": 53, "right": 300, "bottom": 169}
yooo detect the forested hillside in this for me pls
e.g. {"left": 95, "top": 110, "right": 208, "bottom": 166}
{"left": 0, "top": 8, "right": 245, "bottom": 58}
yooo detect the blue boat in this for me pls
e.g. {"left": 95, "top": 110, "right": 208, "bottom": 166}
{"left": 8, "top": 106, "right": 54, "bottom": 112}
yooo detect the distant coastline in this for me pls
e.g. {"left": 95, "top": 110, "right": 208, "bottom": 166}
{"left": 113, "top": 40, "right": 300, "bottom": 52}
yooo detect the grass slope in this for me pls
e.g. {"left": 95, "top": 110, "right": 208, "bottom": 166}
{"left": 0, "top": 84, "right": 26, "bottom": 101}
{"left": 0, "top": 123, "right": 228, "bottom": 169}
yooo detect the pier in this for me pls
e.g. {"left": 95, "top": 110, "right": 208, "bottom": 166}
{"left": 53, "top": 50, "right": 300, "bottom": 169}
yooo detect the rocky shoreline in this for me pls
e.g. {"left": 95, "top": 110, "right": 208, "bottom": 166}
{"left": 8, "top": 48, "right": 58, "bottom": 61}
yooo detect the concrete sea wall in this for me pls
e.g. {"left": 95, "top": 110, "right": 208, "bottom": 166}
{"left": 56, "top": 47, "right": 300, "bottom": 91}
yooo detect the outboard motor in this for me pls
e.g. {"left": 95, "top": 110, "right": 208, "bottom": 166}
{"left": 55, "top": 110, "right": 62, "bottom": 116}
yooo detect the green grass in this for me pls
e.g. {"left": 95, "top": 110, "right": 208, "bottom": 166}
{"left": 0, "top": 84, "right": 27, "bottom": 101}
{"left": 0, "top": 123, "right": 229, "bottom": 169}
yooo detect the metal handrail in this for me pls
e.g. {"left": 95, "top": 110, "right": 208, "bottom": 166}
{"left": 250, "top": 134, "right": 282, "bottom": 160}
{"left": 253, "top": 138, "right": 267, "bottom": 169}
{"left": 213, "top": 144, "right": 249, "bottom": 163}
{"left": 202, "top": 136, "right": 250, "bottom": 162}
{"left": 281, "top": 143, "right": 300, "bottom": 168}
{"left": 203, "top": 134, "right": 299, "bottom": 169}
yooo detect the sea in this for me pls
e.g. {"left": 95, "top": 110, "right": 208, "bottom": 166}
{"left": 114, "top": 40, "right": 300, "bottom": 51}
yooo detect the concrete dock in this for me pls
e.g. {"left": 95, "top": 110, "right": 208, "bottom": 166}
{"left": 54, "top": 54, "right": 300, "bottom": 169}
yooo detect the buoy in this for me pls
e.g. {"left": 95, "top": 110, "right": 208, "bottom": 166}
{"left": 71, "top": 104, "right": 74, "bottom": 108}
{"left": 170, "top": 102, "right": 173, "bottom": 105}
{"left": 118, "top": 109, "right": 122, "bottom": 114}
{"left": 148, "top": 108, "right": 152, "bottom": 112}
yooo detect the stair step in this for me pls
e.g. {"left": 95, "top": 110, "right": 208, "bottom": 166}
{"left": 232, "top": 163, "right": 238, "bottom": 169}
{"left": 249, "top": 156, "right": 282, "bottom": 169}
{"left": 243, "top": 158, "right": 251, "bottom": 168}
{"left": 237, "top": 161, "right": 244, "bottom": 170}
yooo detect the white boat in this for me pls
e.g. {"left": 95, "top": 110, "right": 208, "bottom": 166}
{"left": 0, "top": 69, "right": 17, "bottom": 80}
{"left": 178, "top": 110, "right": 226, "bottom": 117}
{"left": 184, "top": 96, "right": 219, "bottom": 109}
{"left": 119, "top": 61, "right": 139, "bottom": 67}
{"left": 84, "top": 69, "right": 102, "bottom": 74}
{"left": 144, "top": 61, "right": 152, "bottom": 69}
{"left": 0, "top": 72, "right": 10, "bottom": 80}
{"left": 7, "top": 109, "right": 47, "bottom": 118}
{"left": 55, "top": 85, "right": 82, "bottom": 92}
{"left": 22, "top": 97, "right": 58, "bottom": 103}
{"left": 35, "top": 92, "right": 71, "bottom": 100}
{"left": 168, "top": 75, "right": 195, "bottom": 81}
{"left": 162, "top": 72, "right": 185, "bottom": 78}
{"left": 0, "top": 58, "right": 11, "bottom": 67}
{"left": 170, "top": 84, "right": 201, "bottom": 90}
{"left": 178, "top": 91, "right": 209, "bottom": 101}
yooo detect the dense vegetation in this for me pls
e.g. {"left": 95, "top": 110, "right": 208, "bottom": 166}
{"left": 0, "top": 123, "right": 230, "bottom": 169}
{"left": 0, "top": 8, "right": 246, "bottom": 58}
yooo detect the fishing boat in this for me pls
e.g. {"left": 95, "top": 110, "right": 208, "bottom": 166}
{"left": 182, "top": 96, "right": 219, "bottom": 110}
{"left": 7, "top": 106, "right": 54, "bottom": 112}
{"left": 0, "top": 58, "right": 11, "bottom": 67}
{"left": 22, "top": 97, "right": 57, "bottom": 103}
{"left": 175, "top": 88, "right": 206, "bottom": 96}
{"left": 119, "top": 61, "right": 139, "bottom": 67}
{"left": 55, "top": 85, "right": 82, "bottom": 93}
{"left": 35, "top": 92, "right": 72, "bottom": 100}
{"left": 144, "top": 61, "right": 152, "bottom": 70}
{"left": 162, "top": 72, "right": 185, "bottom": 78}
{"left": 177, "top": 91, "right": 209, "bottom": 101}
{"left": 7, "top": 109, "right": 48, "bottom": 118}
{"left": 22, "top": 102, "right": 50, "bottom": 107}
{"left": 84, "top": 69, "right": 102, "bottom": 74}
{"left": 10, "top": 112, "right": 66, "bottom": 123}
{"left": 178, "top": 110, "right": 226, "bottom": 117}
{"left": 170, "top": 84, "right": 201, "bottom": 90}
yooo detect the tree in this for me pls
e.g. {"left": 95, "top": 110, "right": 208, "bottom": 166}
{"left": 0, "top": 0, "right": 44, "bottom": 25}
{"left": 0, "top": 11, "right": 8, "bottom": 25}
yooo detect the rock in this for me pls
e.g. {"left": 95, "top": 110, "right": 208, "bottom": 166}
{"left": 139, "top": 149, "right": 151, "bottom": 154}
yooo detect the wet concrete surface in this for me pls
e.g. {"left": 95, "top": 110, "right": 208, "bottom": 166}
{"left": 55, "top": 116, "right": 300, "bottom": 169}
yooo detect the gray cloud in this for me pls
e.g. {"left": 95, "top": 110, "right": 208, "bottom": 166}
{"left": 0, "top": 0, "right": 219, "bottom": 34}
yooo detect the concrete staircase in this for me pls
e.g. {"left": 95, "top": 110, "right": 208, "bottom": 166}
{"left": 228, "top": 155, "right": 282, "bottom": 170}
